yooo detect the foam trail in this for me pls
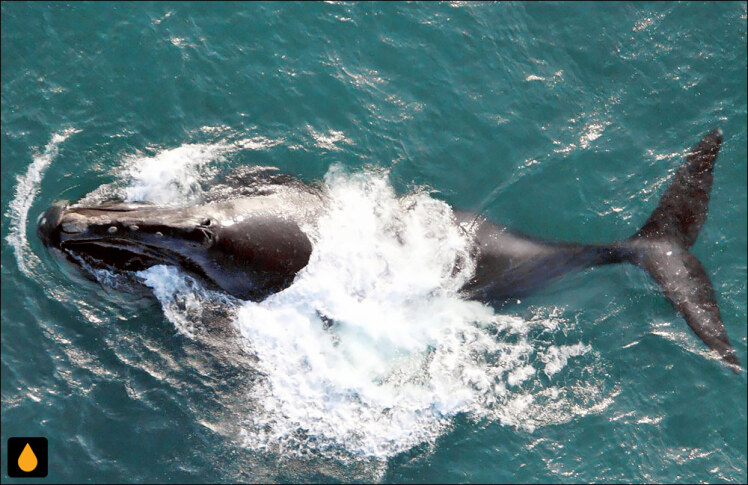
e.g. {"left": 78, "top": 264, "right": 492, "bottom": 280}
{"left": 6, "top": 128, "right": 79, "bottom": 275}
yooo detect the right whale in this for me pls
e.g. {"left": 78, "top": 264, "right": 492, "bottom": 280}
{"left": 461, "top": 128, "right": 740, "bottom": 371}
{"left": 38, "top": 129, "right": 740, "bottom": 372}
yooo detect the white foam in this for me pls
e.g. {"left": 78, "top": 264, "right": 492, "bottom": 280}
{"left": 120, "top": 136, "right": 282, "bottom": 206}
{"left": 123, "top": 143, "right": 231, "bottom": 205}
{"left": 137, "top": 265, "right": 233, "bottom": 338}
{"left": 6, "top": 128, "right": 79, "bottom": 275}
{"left": 540, "top": 343, "right": 592, "bottom": 377}
{"left": 223, "top": 167, "right": 607, "bottom": 459}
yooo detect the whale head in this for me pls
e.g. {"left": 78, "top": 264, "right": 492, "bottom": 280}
{"left": 37, "top": 200, "right": 313, "bottom": 300}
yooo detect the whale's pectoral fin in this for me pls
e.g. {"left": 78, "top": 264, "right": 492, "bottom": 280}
{"left": 625, "top": 128, "right": 741, "bottom": 372}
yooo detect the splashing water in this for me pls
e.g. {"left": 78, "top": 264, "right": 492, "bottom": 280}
{"left": 78, "top": 135, "right": 282, "bottom": 207}
{"left": 123, "top": 143, "right": 231, "bottom": 205}
{"left": 67, "top": 141, "right": 612, "bottom": 461}
{"left": 225, "top": 167, "right": 608, "bottom": 459}
{"left": 122, "top": 136, "right": 284, "bottom": 205}
{"left": 138, "top": 265, "right": 235, "bottom": 338}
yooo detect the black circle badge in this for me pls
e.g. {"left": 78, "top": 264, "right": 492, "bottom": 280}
{"left": 7, "top": 437, "right": 48, "bottom": 478}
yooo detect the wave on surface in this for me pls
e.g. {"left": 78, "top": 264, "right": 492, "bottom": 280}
{"left": 6, "top": 128, "right": 79, "bottom": 275}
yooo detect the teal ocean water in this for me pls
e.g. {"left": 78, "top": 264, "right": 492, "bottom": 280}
{"left": 2, "top": 2, "right": 746, "bottom": 483}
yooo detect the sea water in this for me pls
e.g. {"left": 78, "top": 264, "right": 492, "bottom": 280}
{"left": 2, "top": 3, "right": 746, "bottom": 483}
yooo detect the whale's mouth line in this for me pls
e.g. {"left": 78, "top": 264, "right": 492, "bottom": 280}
{"left": 59, "top": 237, "right": 218, "bottom": 288}
{"left": 60, "top": 238, "right": 177, "bottom": 273}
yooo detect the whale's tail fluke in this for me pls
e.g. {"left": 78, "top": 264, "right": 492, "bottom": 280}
{"left": 617, "top": 129, "right": 740, "bottom": 371}
{"left": 635, "top": 128, "right": 722, "bottom": 248}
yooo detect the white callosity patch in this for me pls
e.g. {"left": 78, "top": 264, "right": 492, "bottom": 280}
{"left": 6, "top": 128, "right": 79, "bottom": 275}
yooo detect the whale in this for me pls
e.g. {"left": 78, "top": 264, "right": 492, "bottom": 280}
{"left": 37, "top": 129, "right": 740, "bottom": 371}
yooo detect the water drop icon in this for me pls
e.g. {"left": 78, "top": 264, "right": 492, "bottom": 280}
{"left": 18, "top": 443, "right": 38, "bottom": 472}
